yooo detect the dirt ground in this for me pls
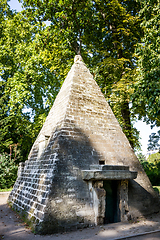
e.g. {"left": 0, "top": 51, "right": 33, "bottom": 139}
{"left": 1, "top": 192, "right": 160, "bottom": 240}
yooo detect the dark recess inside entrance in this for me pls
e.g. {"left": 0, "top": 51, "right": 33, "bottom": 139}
{"left": 103, "top": 180, "right": 120, "bottom": 224}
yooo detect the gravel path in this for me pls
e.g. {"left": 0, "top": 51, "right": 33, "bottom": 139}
{"left": 1, "top": 193, "right": 160, "bottom": 240}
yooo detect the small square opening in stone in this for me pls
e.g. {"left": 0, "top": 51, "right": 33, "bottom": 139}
{"left": 99, "top": 160, "right": 105, "bottom": 165}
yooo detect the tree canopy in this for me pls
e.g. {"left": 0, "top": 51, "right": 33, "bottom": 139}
{"left": 148, "top": 130, "right": 160, "bottom": 151}
{"left": 132, "top": 0, "right": 160, "bottom": 127}
{"left": 21, "top": 0, "right": 143, "bottom": 149}
{"left": 0, "top": 1, "right": 65, "bottom": 160}
{"left": 0, "top": 0, "right": 159, "bottom": 161}
{"left": 140, "top": 151, "right": 160, "bottom": 185}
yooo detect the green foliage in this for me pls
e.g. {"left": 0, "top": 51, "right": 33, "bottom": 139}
{"left": 137, "top": 152, "right": 146, "bottom": 163}
{"left": 3, "top": 0, "right": 157, "bottom": 158}
{"left": 148, "top": 130, "right": 160, "bottom": 151}
{"left": 0, "top": 153, "right": 18, "bottom": 189}
{"left": 0, "top": 2, "right": 72, "bottom": 160}
{"left": 140, "top": 152, "right": 160, "bottom": 186}
{"left": 89, "top": 0, "right": 142, "bottom": 149}
{"left": 147, "top": 152, "right": 160, "bottom": 162}
{"left": 132, "top": 0, "right": 160, "bottom": 127}
{"left": 21, "top": 0, "right": 142, "bottom": 149}
{"left": 0, "top": 187, "right": 13, "bottom": 192}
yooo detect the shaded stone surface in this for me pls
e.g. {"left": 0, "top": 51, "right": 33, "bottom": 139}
{"left": 8, "top": 55, "right": 159, "bottom": 234}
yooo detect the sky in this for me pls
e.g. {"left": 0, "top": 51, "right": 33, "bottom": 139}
{"left": 134, "top": 120, "right": 159, "bottom": 154}
{"left": 8, "top": 0, "right": 160, "bottom": 155}
{"left": 8, "top": 0, "right": 22, "bottom": 11}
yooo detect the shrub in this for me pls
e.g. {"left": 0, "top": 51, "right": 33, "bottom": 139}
{"left": 140, "top": 152, "right": 160, "bottom": 186}
{"left": 0, "top": 153, "right": 18, "bottom": 189}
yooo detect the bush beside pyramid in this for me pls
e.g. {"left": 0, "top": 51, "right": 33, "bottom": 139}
{"left": 8, "top": 55, "right": 159, "bottom": 234}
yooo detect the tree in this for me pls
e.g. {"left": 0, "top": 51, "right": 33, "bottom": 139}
{"left": 137, "top": 152, "right": 146, "bottom": 163}
{"left": 148, "top": 130, "right": 160, "bottom": 151}
{"left": 21, "top": 0, "right": 142, "bottom": 149}
{"left": 90, "top": 0, "right": 142, "bottom": 148}
{"left": 0, "top": 153, "right": 18, "bottom": 189}
{"left": 0, "top": 2, "right": 71, "bottom": 161}
{"left": 132, "top": 0, "right": 160, "bottom": 127}
{"left": 0, "top": 8, "right": 36, "bottom": 160}
{"left": 140, "top": 152, "right": 160, "bottom": 186}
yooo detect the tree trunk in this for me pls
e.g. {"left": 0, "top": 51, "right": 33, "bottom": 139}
{"left": 121, "top": 101, "right": 134, "bottom": 148}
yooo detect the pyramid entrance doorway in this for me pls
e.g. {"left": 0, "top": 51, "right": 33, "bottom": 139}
{"left": 104, "top": 180, "right": 120, "bottom": 224}
{"left": 82, "top": 165, "right": 137, "bottom": 225}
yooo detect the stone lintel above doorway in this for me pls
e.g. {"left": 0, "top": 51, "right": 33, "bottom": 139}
{"left": 82, "top": 165, "right": 137, "bottom": 181}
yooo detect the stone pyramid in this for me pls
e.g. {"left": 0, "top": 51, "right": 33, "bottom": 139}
{"left": 9, "top": 55, "right": 159, "bottom": 234}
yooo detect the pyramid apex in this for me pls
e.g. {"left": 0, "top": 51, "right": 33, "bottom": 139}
{"left": 74, "top": 55, "right": 83, "bottom": 63}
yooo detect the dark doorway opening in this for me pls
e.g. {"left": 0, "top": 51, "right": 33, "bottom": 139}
{"left": 103, "top": 180, "right": 120, "bottom": 224}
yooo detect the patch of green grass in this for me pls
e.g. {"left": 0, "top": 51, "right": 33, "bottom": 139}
{"left": 0, "top": 188, "right": 13, "bottom": 192}
{"left": 153, "top": 186, "right": 160, "bottom": 195}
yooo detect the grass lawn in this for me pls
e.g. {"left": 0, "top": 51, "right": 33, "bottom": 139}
{"left": 0, "top": 188, "right": 13, "bottom": 192}
{"left": 153, "top": 186, "right": 160, "bottom": 195}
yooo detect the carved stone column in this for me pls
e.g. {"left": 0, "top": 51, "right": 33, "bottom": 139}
{"left": 119, "top": 180, "right": 130, "bottom": 221}
{"left": 93, "top": 181, "right": 106, "bottom": 225}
